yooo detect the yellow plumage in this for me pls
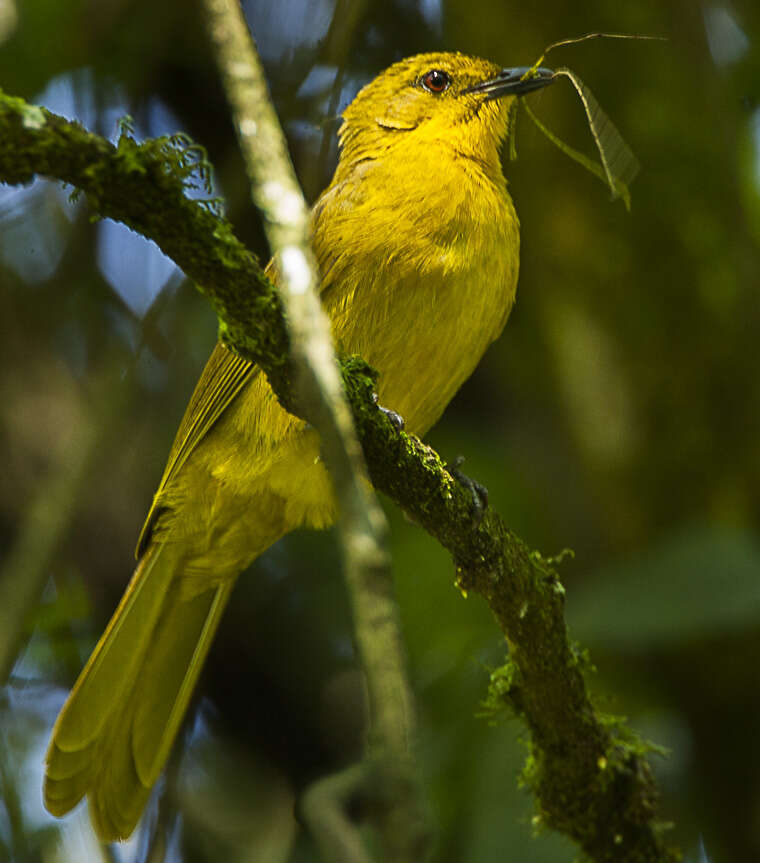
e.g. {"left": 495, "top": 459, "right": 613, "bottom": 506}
{"left": 44, "top": 51, "right": 553, "bottom": 840}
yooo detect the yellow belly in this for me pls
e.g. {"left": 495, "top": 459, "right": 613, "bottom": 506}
{"left": 327, "top": 244, "right": 518, "bottom": 436}
{"left": 176, "top": 155, "right": 520, "bottom": 556}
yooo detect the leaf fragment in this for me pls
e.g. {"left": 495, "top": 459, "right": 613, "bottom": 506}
{"left": 516, "top": 32, "right": 665, "bottom": 207}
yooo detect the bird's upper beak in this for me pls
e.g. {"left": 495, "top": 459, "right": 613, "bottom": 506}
{"left": 464, "top": 66, "right": 555, "bottom": 99}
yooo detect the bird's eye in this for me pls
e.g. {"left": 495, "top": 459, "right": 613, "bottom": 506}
{"left": 421, "top": 69, "right": 451, "bottom": 94}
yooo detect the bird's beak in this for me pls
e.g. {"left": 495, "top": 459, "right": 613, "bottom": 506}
{"left": 464, "top": 66, "right": 555, "bottom": 99}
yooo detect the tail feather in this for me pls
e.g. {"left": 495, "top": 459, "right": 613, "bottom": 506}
{"left": 50, "top": 548, "right": 174, "bottom": 751}
{"left": 44, "top": 744, "right": 93, "bottom": 782}
{"left": 43, "top": 770, "right": 94, "bottom": 815}
{"left": 92, "top": 706, "right": 150, "bottom": 842}
{"left": 132, "top": 582, "right": 233, "bottom": 787}
{"left": 44, "top": 544, "right": 235, "bottom": 841}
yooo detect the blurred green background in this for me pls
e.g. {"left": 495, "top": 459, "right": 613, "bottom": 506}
{"left": 1, "top": 1, "right": 758, "bottom": 861}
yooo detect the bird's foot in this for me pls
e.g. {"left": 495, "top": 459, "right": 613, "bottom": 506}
{"left": 372, "top": 393, "right": 405, "bottom": 431}
{"left": 447, "top": 455, "right": 488, "bottom": 527}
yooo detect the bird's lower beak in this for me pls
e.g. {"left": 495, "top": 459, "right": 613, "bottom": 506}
{"left": 465, "top": 66, "right": 555, "bottom": 99}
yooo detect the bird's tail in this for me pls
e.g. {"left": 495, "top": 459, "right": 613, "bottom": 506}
{"left": 44, "top": 543, "right": 234, "bottom": 841}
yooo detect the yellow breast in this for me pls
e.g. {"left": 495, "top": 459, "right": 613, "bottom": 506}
{"left": 314, "top": 144, "right": 520, "bottom": 435}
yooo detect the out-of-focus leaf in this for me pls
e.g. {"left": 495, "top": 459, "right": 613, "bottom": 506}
{"left": 568, "top": 526, "right": 760, "bottom": 649}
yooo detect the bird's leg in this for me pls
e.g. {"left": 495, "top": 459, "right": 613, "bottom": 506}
{"left": 372, "top": 393, "right": 405, "bottom": 431}
{"left": 446, "top": 455, "right": 488, "bottom": 526}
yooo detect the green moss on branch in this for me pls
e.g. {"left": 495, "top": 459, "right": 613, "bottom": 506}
{"left": 0, "top": 89, "right": 292, "bottom": 398}
{"left": 0, "top": 90, "right": 680, "bottom": 863}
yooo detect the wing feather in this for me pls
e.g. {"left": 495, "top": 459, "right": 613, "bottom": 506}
{"left": 135, "top": 342, "right": 258, "bottom": 557}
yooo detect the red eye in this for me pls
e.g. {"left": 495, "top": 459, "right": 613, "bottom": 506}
{"left": 421, "top": 69, "right": 451, "bottom": 94}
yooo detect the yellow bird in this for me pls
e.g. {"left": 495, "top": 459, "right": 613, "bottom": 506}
{"left": 44, "top": 52, "right": 554, "bottom": 840}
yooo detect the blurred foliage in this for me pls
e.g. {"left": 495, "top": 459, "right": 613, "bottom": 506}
{"left": 0, "top": 0, "right": 759, "bottom": 861}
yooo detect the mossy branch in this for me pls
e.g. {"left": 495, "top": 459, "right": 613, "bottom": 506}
{"left": 200, "top": 3, "right": 422, "bottom": 860}
{"left": 0, "top": 91, "right": 292, "bottom": 397}
{"left": 0, "top": 90, "right": 679, "bottom": 863}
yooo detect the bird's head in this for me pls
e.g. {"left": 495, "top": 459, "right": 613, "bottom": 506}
{"left": 338, "top": 52, "right": 554, "bottom": 163}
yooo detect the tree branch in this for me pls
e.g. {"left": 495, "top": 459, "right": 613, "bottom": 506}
{"left": 0, "top": 89, "right": 679, "bottom": 863}
{"left": 200, "top": 2, "right": 423, "bottom": 859}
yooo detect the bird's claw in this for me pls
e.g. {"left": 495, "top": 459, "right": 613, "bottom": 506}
{"left": 447, "top": 455, "right": 488, "bottom": 527}
{"left": 372, "top": 393, "right": 405, "bottom": 431}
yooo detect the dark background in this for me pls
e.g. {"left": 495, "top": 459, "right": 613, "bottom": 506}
{"left": 1, "top": 1, "right": 759, "bottom": 861}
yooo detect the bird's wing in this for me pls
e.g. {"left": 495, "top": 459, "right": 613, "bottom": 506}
{"left": 135, "top": 226, "right": 354, "bottom": 558}
{"left": 135, "top": 340, "right": 258, "bottom": 557}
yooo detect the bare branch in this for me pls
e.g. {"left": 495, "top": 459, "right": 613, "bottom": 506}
{"left": 199, "top": 2, "right": 424, "bottom": 859}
